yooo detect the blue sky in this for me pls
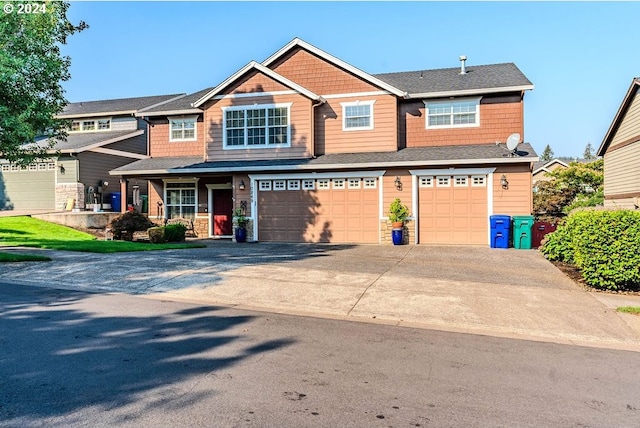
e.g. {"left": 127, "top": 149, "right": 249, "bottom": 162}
{"left": 62, "top": 1, "right": 640, "bottom": 158}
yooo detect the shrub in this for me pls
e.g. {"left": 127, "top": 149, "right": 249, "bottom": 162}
{"left": 541, "top": 210, "right": 640, "bottom": 290}
{"left": 164, "top": 223, "right": 186, "bottom": 242}
{"left": 148, "top": 226, "right": 166, "bottom": 244}
{"left": 147, "top": 224, "right": 186, "bottom": 243}
{"left": 110, "top": 212, "right": 155, "bottom": 241}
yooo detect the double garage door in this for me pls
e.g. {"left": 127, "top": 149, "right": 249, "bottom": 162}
{"left": 258, "top": 177, "right": 379, "bottom": 243}
{"left": 417, "top": 174, "right": 489, "bottom": 245}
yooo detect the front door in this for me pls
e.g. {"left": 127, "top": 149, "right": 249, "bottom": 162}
{"left": 213, "top": 189, "right": 233, "bottom": 236}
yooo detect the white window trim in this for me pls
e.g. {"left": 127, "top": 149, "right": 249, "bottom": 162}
{"left": 348, "top": 178, "right": 361, "bottom": 189}
{"left": 259, "top": 180, "right": 272, "bottom": 191}
{"left": 454, "top": 176, "right": 468, "bottom": 187}
{"left": 317, "top": 179, "right": 330, "bottom": 189}
{"left": 472, "top": 175, "right": 487, "bottom": 187}
{"left": 424, "top": 97, "right": 481, "bottom": 129}
{"left": 69, "top": 117, "right": 112, "bottom": 133}
{"left": 419, "top": 176, "right": 434, "bottom": 188}
{"left": 222, "top": 103, "right": 292, "bottom": 149}
{"left": 287, "top": 180, "right": 300, "bottom": 190}
{"left": 162, "top": 178, "right": 199, "bottom": 220}
{"left": 437, "top": 177, "right": 450, "bottom": 187}
{"left": 332, "top": 179, "right": 345, "bottom": 189}
{"left": 302, "top": 179, "right": 315, "bottom": 190}
{"left": 364, "top": 178, "right": 377, "bottom": 189}
{"left": 341, "top": 100, "right": 375, "bottom": 131}
{"left": 273, "top": 180, "right": 286, "bottom": 191}
{"left": 169, "top": 115, "right": 198, "bottom": 142}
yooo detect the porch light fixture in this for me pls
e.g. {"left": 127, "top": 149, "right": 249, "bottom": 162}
{"left": 59, "top": 164, "right": 65, "bottom": 174}
{"left": 394, "top": 176, "right": 402, "bottom": 190}
{"left": 501, "top": 174, "right": 509, "bottom": 189}
{"left": 239, "top": 180, "right": 245, "bottom": 191}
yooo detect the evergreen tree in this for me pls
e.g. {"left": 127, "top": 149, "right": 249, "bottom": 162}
{"left": 583, "top": 142, "right": 595, "bottom": 160}
{"left": 540, "top": 144, "right": 554, "bottom": 162}
{"left": 0, "top": 1, "right": 87, "bottom": 164}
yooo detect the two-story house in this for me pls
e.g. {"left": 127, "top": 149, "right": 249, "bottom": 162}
{"left": 0, "top": 94, "right": 181, "bottom": 212}
{"left": 112, "top": 38, "right": 536, "bottom": 245}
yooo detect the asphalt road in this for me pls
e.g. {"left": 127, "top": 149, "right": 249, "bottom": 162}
{"left": 1, "top": 281, "right": 639, "bottom": 427}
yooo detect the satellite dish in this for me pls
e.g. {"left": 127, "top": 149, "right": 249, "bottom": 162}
{"left": 506, "top": 133, "right": 521, "bottom": 151}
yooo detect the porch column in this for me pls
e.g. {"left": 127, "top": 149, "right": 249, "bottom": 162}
{"left": 119, "top": 178, "right": 128, "bottom": 213}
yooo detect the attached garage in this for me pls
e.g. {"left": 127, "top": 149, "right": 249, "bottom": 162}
{"left": 413, "top": 168, "right": 494, "bottom": 245}
{"left": 0, "top": 162, "right": 56, "bottom": 210}
{"left": 254, "top": 173, "right": 382, "bottom": 243}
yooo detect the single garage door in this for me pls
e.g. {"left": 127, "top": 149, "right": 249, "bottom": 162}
{"left": 0, "top": 162, "right": 55, "bottom": 210}
{"left": 418, "top": 174, "right": 488, "bottom": 245}
{"left": 258, "top": 177, "right": 379, "bottom": 243}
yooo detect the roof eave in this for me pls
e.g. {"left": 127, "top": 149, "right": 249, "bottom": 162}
{"left": 262, "top": 38, "right": 406, "bottom": 98}
{"left": 57, "top": 110, "right": 137, "bottom": 119}
{"left": 192, "top": 61, "right": 324, "bottom": 108}
{"left": 111, "top": 155, "right": 538, "bottom": 177}
{"left": 47, "top": 130, "right": 144, "bottom": 154}
{"left": 407, "top": 84, "right": 535, "bottom": 100}
{"left": 597, "top": 78, "right": 640, "bottom": 156}
{"left": 135, "top": 109, "right": 203, "bottom": 118}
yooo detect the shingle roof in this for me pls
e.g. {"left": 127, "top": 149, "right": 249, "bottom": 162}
{"left": 138, "top": 87, "right": 214, "bottom": 115}
{"left": 35, "top": 130, "right": 144, "bottom": 153}
{"left": 60, "top": 94, "right": 184, "bottom": 118}
{"left": 111, "top": 143, "right": 537, "bottom": 175}
{"left": 374, "top": 63, "right": 533, "bottom": 97}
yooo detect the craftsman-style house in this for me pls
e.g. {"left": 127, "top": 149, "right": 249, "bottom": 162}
{"left": 112, "top": 38, "right": 537, "bottom": 245}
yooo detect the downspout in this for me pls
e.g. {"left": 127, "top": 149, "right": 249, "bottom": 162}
{"left": 310, "top": 98, "right": 325, "bottom": 158}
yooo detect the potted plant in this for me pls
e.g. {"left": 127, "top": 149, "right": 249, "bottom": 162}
{"left": 233, "top": 208, "right": 248, "bottom": 243}
{"left": 389, "top": 198, "right": 409, "bottom": 229}
{"left": 389, "top": 198, "right": 409, "bottom": 245}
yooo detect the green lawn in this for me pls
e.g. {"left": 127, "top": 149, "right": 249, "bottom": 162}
{"left": 0, "top": 216, "right": 205, "bottom": 256}
{"left": 0, "top": 252, "right": 51, "bottom": 262}
{"left": 617, "top": 306, "right": 640, "bottom": 315}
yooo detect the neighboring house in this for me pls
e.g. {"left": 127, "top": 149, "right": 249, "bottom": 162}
{"left": 112, "top": 38, "right": 537, "bottom": 245}
{"left": 532, "top": 159, "right": 569, "bottom": 187}
{"left": 0, "top": 94, "right": 182, "bottom": 211}
{"left": 597, "top": 77, "right": 640, "bottom": 209}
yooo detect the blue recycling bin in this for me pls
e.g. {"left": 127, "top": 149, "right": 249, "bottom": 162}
{"left": 490, "top": 215, "right": 511, "bottom": 248}
{"left": 110, "top": 192, "right": 122, "bottom": 212}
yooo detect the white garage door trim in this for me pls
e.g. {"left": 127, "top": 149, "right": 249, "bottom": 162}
{"left": 249, "top": 170, "right": 385, "bottom": 241}
{"left": 410, "top": 167, "right": 496, "bottom": 245}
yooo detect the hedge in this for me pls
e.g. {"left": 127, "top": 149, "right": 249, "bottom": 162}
{"left": 541, "top": 209, "right": 640, "bottom": 290}
{"left": 148, "top": 224, "right": 186, "bottom": 243}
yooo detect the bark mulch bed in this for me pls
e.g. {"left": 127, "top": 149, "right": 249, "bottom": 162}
{"left": 551, "top": 260, "right": 640, "bottom": 296}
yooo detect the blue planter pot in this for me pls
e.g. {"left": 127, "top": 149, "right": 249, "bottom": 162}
{"left": 391, "top": 228, "right": 403, "bottom": 245}
{"left": 235, "top": 227, "right": 247, "bottom": 243}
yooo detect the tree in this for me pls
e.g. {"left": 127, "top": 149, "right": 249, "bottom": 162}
{"left": 583, "top": 142, "right": 596, "bottom": 160}
{"left": 540, "top": 144, "right": 554, "bottom": 162}
{"left": 0, "top": 1, "right": 87, "bottom": 164}
{"left": 533, "top": 159, "right": 604, "bottom": 222}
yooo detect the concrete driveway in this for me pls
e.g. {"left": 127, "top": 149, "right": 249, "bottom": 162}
{"left": 2, "top": 242, "right": 640, "bottom": 351}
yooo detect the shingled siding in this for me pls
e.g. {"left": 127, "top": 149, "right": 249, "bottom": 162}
{"left": 149, "top": 117, "right": 204, "bottom": 158}
{"left": 401, "top": 94, "right": 523, "bottom": 148}
{"left": 269, "top": 47, "right": 381, "bottom": 95}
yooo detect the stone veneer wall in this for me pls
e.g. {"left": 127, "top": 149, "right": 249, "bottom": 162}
{"left": 55, "top": 183, "right": 85, "bottom": 210}
{"left": 380, "top": 219, "right": 415, "bottom": 245}
{"left": 193, "top": 218, "right": 209, "bottom": 238}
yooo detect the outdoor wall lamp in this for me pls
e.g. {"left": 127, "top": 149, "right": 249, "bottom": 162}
{"left": 239, "top": 180, "right": 246, "bottom": 191}
{"left": 394, "top": 176, "right": 403, "bottom": 190}
{"left": 59, "top": 164, "right": 65, "bottom": 174}
{"left": 501, "top": 174, "right": 509, "bottom": 189}
{"left": 240, "top": 200, "right": 247, "bottom": 211}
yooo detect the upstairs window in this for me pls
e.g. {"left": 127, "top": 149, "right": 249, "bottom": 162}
{"left": 170, "top": 116, "right": 197, "bottom": 141}
{"left": 70, "top": 118, "right": 111, "bottom": 132}
{"left": 223, "top": 104, "right": 291, "bottom": 149}
{"left": 425, "top": 98, "right": 480, "bottom": 129}
{"left": 341, "top": 100, "right": 375, "bottom": 131}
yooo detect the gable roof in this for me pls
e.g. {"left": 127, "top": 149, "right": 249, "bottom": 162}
{"left": 597, "top": 77, "right": 640, "bottom": 156}
{"left": 59, "top": 94, "right": 185, "bottom": 119}
{"left": 262, "top": 37, "right": 407, "bottom": 98}
{"left": 137, "top": 87, "right": 213, "bottom": 117}
{"left": 34, "top": 130, "right": 145, "bottom": 154}
{"left": 374, "top": 63, "right": 534, "bottom": 99}
{"left": 532, "top": 158, "right": 569, "bottom": 175}
{"left": 192, "top": 61, "right": 324, "bottom": 108}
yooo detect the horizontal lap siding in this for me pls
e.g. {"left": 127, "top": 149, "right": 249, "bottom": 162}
{"left": 493, "top": 164, "right": 532, "bottom": 215}
{"left": 382, "top": 169, "right": 413, "bottom": 217}
{"left": 149, "top": 117, "right": 204, "bottom": 158}
{"left": 402, "top": 95, "right": 523, "bottom": 147}
{"left": 205, "top": 91, "right": 313, "bottom": 162}
{"left": 315, "top": 95, "right": 397, "bottom": 155}
{"left": 0, "top": 169, "right": 55, "bottom": 210}
{"left": 604, "top": 143, "right": 640, "bottom": 197}
{"left": 608, "top": 89, "right": 640, "bottom": 149}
